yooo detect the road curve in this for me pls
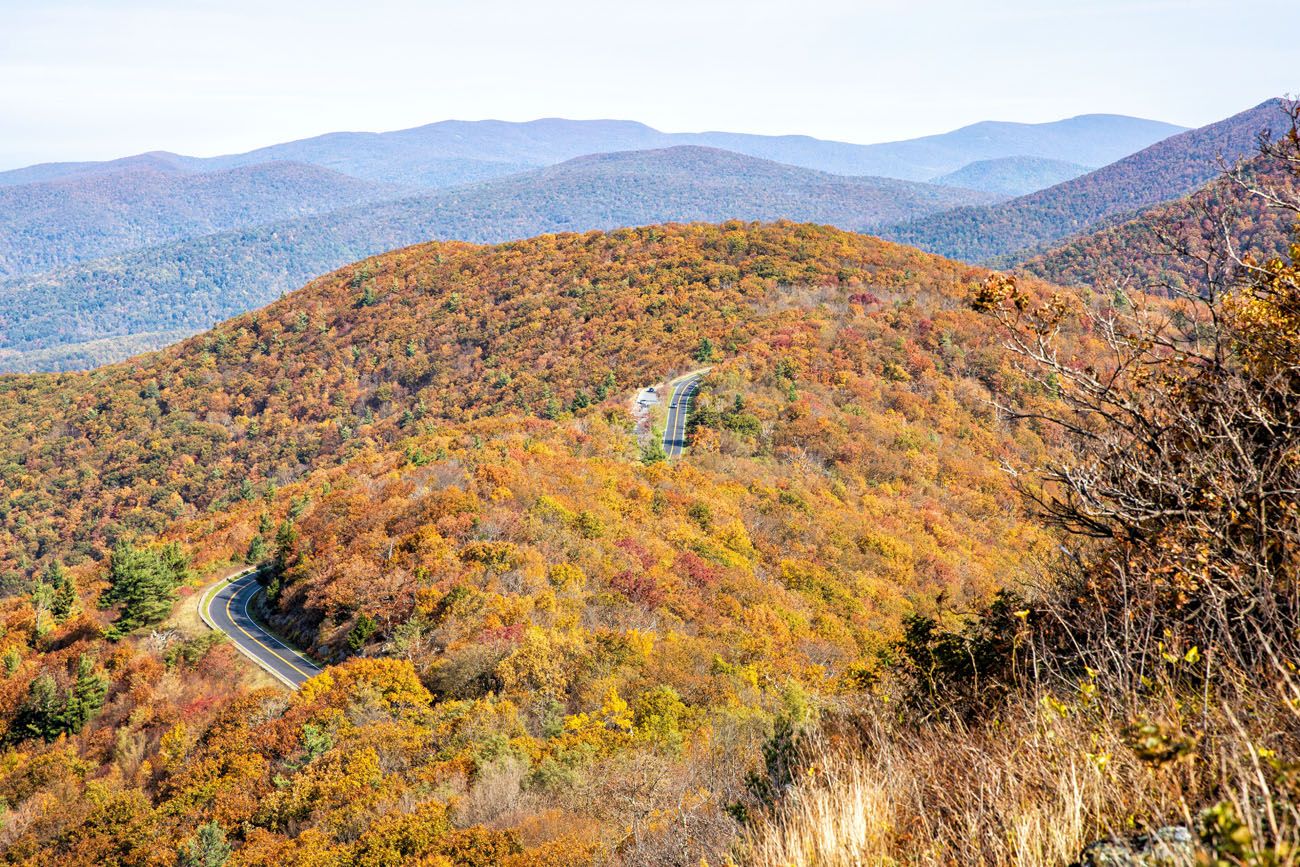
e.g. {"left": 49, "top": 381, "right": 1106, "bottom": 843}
{"left": 202, "top": 570, "right": 324, "bottom": 689}
{"left": 662, "top": 369, "right": 708, "bottom": 458}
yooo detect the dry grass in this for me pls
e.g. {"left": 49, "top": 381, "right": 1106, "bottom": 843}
{"left": 160, "top": 566, "right": 284, "bottom": 692}
{"left": 735, "top": 678, "right": 1300, "bottom": 867}
{"left": 742, "top": 759, "right": 892, "bottom": 867}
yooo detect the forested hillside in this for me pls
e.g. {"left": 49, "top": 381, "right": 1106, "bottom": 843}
{"left": 0, "top": 221, "right": 1046, "bottom": 580}
{"left": 2, "top": 179, "right": 1298, "bottom": 861}
{"left": 0, "top": 222, "right": 1077, "bottom": 862}
{"left": 882, "top": 98, "right": 1290, "bottom": 262}
{"left": 0, "top": 163, "right": 398, "bottom": 278}
{"left": 1021, "top": 151, "right": 1298, "bottom": 290}
{"left": 0, "top": 147, "right": 1000, "bottom": 372}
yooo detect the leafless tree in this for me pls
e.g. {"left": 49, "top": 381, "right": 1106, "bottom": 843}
{"left": 973, "top": 99, "right": 1300, "bottom": 686}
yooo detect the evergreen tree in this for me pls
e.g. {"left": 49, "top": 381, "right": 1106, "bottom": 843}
{"left": 2, "top": 648, "right": 20, "bottom": 677}
{"left": 11, "top": 674, "right": 61, "bottom": 743}
{"left": 347, "top": 612, "right": 378, "bottom": 651}
{"left": 157, "top": 542, "right": 190, "bottom": 581}
{"left": 273, "top": 520, "right": 298, "bottom": 575}
{"left": 595, "top": 370, "right": 617, "bottom": 401}
{"left": 100, "top": 541, "right": 188, "bottom": 638}
{"left": 177, "top": 821, "right": 231, "bottom": 867}
{"left": 62, "top": 654, "right": 107, "bottom": 733}
{"left": 268, "top": 519, "right": 300, "bottom": 601}
{"left": 693, "top": 338, "right": 716, "bottom": 363}
{"left": 641, "top": 436, "right": 667, "bottom": 464}
{"left": 245, "top": 534, "right": 268, "bottom": 565}
{"left": 301, "top": 723, "right": 333, "bottom": 761}
{"left": 47, "top": 562, "right": 77, "bottom": 623}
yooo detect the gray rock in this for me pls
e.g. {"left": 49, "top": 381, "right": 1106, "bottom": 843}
{"left": 1072, "top": 825, "right": 1197, "bottom": 866}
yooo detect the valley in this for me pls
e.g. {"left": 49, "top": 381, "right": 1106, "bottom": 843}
{"left": 0, "top": 22, "right": 1296, "bottom": 860}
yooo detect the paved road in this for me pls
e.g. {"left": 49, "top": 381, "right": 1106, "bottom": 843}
{"left": 203, "top": 570, "right": 324, "bottom": 688}
{"left": 662, "top": 370, "right": 707, "bottom": 458}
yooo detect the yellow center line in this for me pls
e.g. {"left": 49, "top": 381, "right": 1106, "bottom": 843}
{"left": 241, "top": 586, "right": 322, "bottom": 674}
{"left": 221, "top": 578, "right": 317, "bottom": 680}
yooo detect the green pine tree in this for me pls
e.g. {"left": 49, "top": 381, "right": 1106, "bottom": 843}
{"left": 273, "top": 520, "right": 298, "bottom": 575}
{"left": 300, "top": 723, "right": 333, "bottom": 761}
{"left": 48, "top": 562, "right": 78, "bottom": 623}
{"left": 11, "top": 674, "right": 62, "bottom": 743}
{"left": 641, "top": 436, "right": 667, "bottom": 464}
{"left": 347, "top": 612, "right": 378, "bottom": 651}
{"left": 2, "top": 648, "right": 20, "bottom": 677}
{"left": 177, "top": 821, "right": 231, "bottom": 867}
{"left": 245, "top": 535, "right": 268, "bottom": 565}
{"left": 100, "top": 541, "right": 189, "bottom": 638}
{"left": 61, "top": 654, "right": 107, "bottom": 734}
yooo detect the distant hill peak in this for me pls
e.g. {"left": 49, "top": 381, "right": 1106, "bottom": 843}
{"left": 931, "top": 155, "right": 1094, "bottom": 196}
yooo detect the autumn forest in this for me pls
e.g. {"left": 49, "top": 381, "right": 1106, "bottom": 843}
{"left": 1, "top": 17, "right": 1298, "bottom": 863}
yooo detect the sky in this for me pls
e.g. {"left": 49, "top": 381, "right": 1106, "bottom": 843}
{"left": 0, "top": 0, "right": 1295, "bottom": 170}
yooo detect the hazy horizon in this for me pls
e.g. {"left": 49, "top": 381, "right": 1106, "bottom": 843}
{"left": 2, "top": 0, "right": 1295, "bottom": 171}
{"left": 0, "top": 110, "right": 1198, "bottom": 173}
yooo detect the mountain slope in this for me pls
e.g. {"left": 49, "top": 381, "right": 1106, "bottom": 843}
{"left": 0, "top": 221, "right": 1072, "bottom": 862}
{"left": 0, "top": 146, "right": 1000, "bottom": 371}
{"left": 0, "top": 162, "right": 399, "bottom": 278}
{"left": 930, "top": 155, "right": 1093, "bottom": 196}
{"left": 881, "top": 98, "right": 1292, "bottom": 263}
{"left": 1021, "top": 152, "right": 1299, "bottom": 290}
{"left": 2, "top": 114, "right": 1185, "bottom": 190}
{"left": 397, "top": 146, "right": 1001, "bottom": 234}
{"left": 0, "top": 220, "right": 1059, "bottom": 587}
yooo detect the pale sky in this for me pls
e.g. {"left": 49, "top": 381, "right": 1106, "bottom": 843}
{"left": 1, "top": 0, "right": 1295, "bottom": 170}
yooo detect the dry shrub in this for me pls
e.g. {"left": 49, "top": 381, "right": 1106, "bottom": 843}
{"left": 455, "top": 755, "right": 532, "bottom": 828}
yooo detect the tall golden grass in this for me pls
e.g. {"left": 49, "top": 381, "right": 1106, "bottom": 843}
{"left": 735, "top": 672, "right": 1300, "bottom": 866}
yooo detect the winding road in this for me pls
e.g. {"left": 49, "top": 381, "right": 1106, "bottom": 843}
{"left": 201, "top": 569, "right": 324, "bottom": 688}
{"left": 662, "top": 369, "right": 708, "bottom": 458}
{"left": 203, "top": 371, "right": 712, "bottom": 686}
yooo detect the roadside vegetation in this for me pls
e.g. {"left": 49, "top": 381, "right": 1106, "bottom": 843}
{"left": 736, "top": 104, "right": 1300, "bottom": 866}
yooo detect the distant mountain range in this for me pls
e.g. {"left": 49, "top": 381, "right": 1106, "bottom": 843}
{"left": 0, "top": 105, "right": 1248, "bottom": 374}
{"left": 1, "top": 114, "right": 1184, "bottom": 190}
{"left": 0, "top": 162, "right": 397, "bottom": 277}
{"left": 881, "top": 99, "right": 1290, "bottom": 263}
{"left": 0, "top": 146, "right": 1000, "bottom": 371}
